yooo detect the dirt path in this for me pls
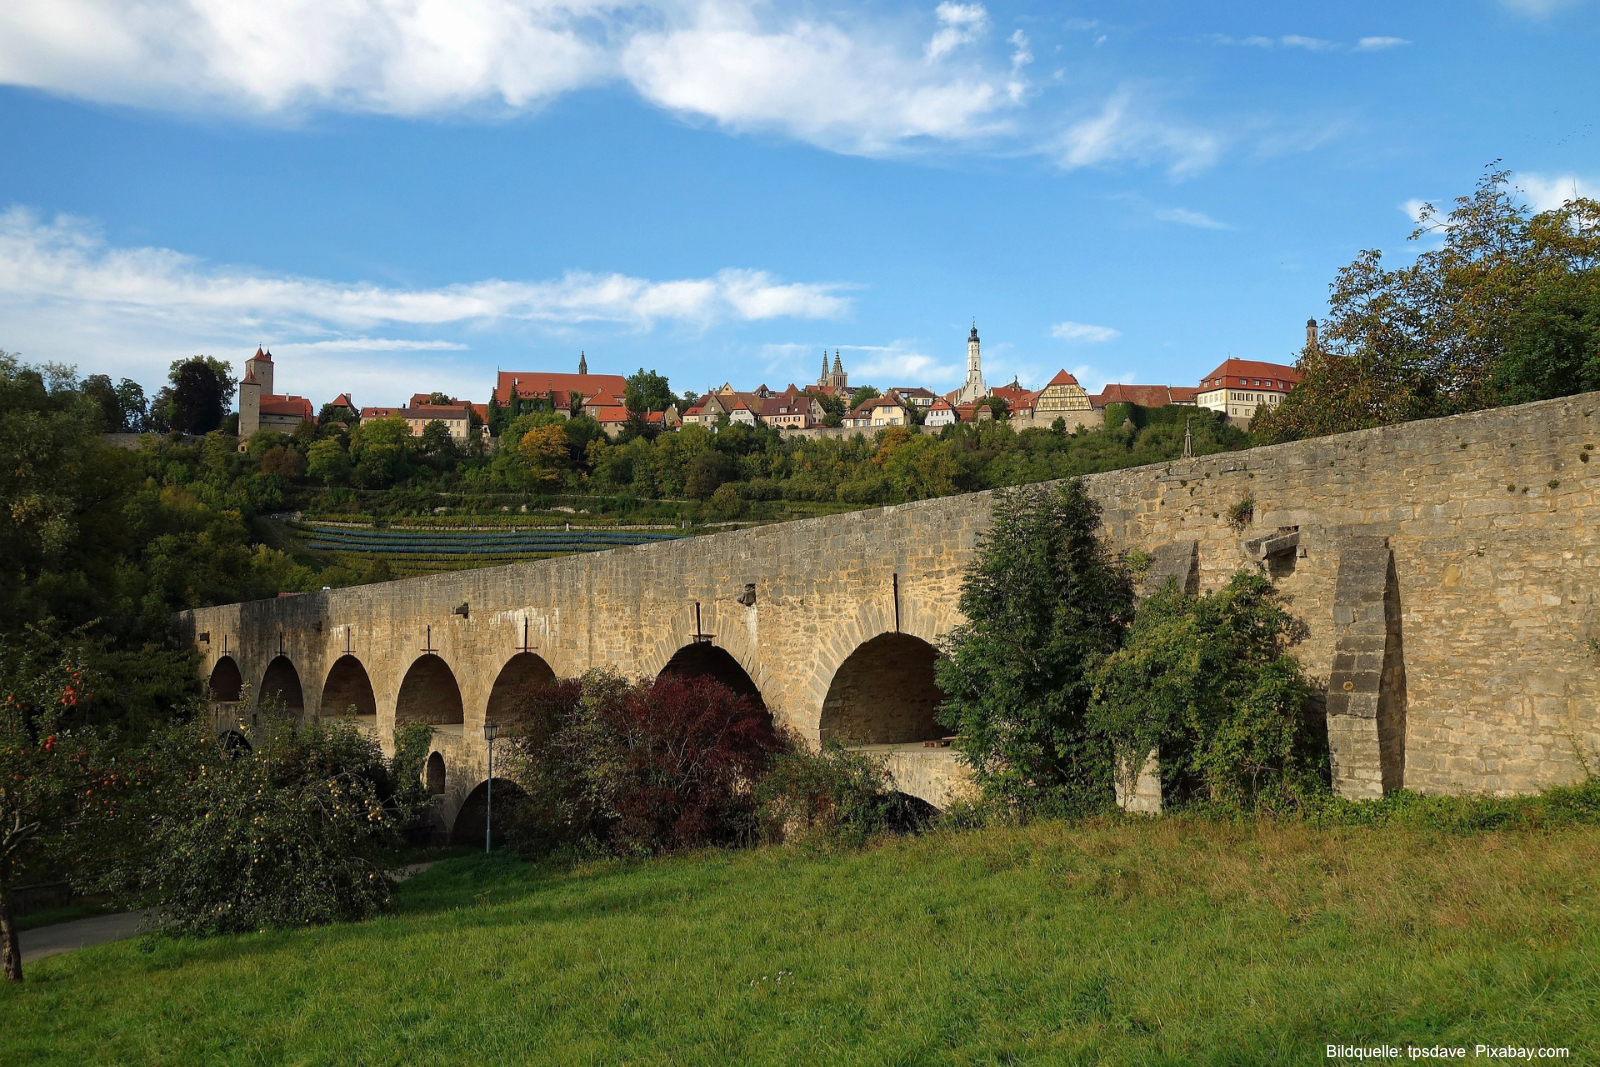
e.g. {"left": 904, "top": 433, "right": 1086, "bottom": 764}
{"left": 19, "top": 862, "right": 440, "bottom": 964}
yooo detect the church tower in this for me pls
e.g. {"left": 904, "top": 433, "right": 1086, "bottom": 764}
{"left": 955, "top": 322, "right": 987, "bottom": 404}
{"left": 578, "top": 351, "right": 588, "bottom": 375}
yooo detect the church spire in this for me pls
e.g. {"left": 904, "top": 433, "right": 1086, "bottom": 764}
{"left": 578, "top": 350, "right": 588, "bottom": 375}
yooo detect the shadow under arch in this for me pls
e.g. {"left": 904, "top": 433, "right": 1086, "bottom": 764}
{"left": 657, "top": 642, "right": 766, "bottom": 712}
{"left": 208, "top": 656, "right": 243, "bottom": 702}
{"left": 425, "top": 752, "right": 446, "bottom": 795}
{"left": 260, "top": 655, "right": 305, "bottom": 713}
{"left": 320, "top": 654, "right": 377, "bottom": 720}
{"left": 818, "top": 632, "right": 946, "bottom": 745}
{"left": 450, "top": 778, "right": 527, "bottom": 847}
{"left": 485, "top": 652, "right": 558, "bottom": 724}
{"left": 396, "top": 654, "right": 464, "bottom": 726}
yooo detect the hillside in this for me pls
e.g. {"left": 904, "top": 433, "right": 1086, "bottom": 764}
{"left": 6, "top": 817, "right": 1596, "bottom": 1065}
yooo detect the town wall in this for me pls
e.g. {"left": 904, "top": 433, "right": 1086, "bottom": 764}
{"left": 182, "top": 392, "right": 1600, "bottom": 818}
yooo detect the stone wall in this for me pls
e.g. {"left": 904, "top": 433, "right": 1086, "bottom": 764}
{"left": 182, "top": 391, "right": 1600, "bottom": 813}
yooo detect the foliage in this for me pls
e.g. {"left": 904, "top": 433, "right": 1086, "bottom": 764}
{"left": 624, "top": 368, "right": 675, "bottom": 415}
{"left": 501, "top": 671, "right": 780, "bottom": 856}
{"left": 752, "top": 740, "right": 912, "bottom": 848}
{"left": 936, "top": 481, "right": 1135, "bottom": 816}
{"left": 1088, "top": 572, "right": 1322, "bottom": 810}
{"left": 1255, "top": 168, "right": 1600, "bottom": 443}
{"left": 133, "top": 715, "right": 426, "bottom": 936}
{"left": 162, "top": 357, "right": 233, "bottom": 434}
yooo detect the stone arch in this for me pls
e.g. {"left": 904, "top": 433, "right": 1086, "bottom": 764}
{"left": 259, "top": 656, "right": 304, "bottom": 712}
{"left": 208, "top": 656, "right": 243, "bottom": 702}
{"left": 657, "top": 642, "right": 767, "bottom": 711}
{"left": 320, "top": 655, "right": 377, "bottom": 720}
{"left": 802, "top": 592, "right": 960, "bottom": 738}
{"left": 395, "top": 654, "right": 464, "bottom": 726}
{"left": 449, "top": 778, "right": 527, "bottom": 847}
{"left": 425, "top": 752, "right": 446, "bottom": 795}
{"left": 219, "top": 728, "right": 252, "bottom": 756}
{"left": 818, "top": 632, "right": 946, "bottom": 745}
{"left": 485, "top": 652, "right": 558, "bottom": 724}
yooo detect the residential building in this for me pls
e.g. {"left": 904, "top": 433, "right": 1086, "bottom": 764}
{"left": 1195, "top": 359, "right": 1302, "bottom": 419}
{"left": 855, "top": 395, "right": 910, "bottom": 427}
{"left": 758, "top": 394, "right": 822, "bottom": 429}
{"left": 924, "top": 396, "right": 959, "bottom": 428}
{"left": 361, "top": 400, "right": 472, "bottom": 440}
{"left": 1032, "top": 370, "right": 1093, "bottom": 415}
{"left": 888, "top": 386, "right": 937, "bottom": 411}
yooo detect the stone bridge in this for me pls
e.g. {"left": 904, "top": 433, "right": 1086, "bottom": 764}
{"left": 180, "top": 392, "right": 1600, "bottom": 837}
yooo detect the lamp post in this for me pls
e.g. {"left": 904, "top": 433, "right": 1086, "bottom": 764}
{"left": 482, "top": 721, "right": 500, "bottom": 854}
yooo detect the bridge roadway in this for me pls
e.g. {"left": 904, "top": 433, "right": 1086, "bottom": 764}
{"left": 182, "top": 392, "right": 1600, "bottom": 835}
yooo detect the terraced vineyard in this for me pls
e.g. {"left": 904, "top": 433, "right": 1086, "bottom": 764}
{"left": 294, "top": 522, "right": 691, "bottom": 577}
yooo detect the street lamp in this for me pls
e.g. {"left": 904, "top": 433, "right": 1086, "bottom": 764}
{"left": 482, "top": 721, "right": 500, "bottom": 855}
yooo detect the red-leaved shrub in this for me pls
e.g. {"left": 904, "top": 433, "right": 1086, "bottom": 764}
{"left": 501, "top": 670, "right": 779, "bottom": 855}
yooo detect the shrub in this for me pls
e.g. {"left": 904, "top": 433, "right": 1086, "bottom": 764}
{"left": 1088, "top": 571, "right": 1322, "bottom": 810}
{"left": 936, "top": 480, "right": 1135, "bottom": 817}
{"left": 503, "top": 671, "right": 780, "bottom": 855}
{"left": 754, "top": 739, "right": 910, "bottom": 847}
{"left": 136, "top": 717, "right": 427, "bottom": 936}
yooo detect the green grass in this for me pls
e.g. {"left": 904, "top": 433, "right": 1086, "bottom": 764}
{"left": 5, "top": 817, "right": 1598, "bottom": 1065}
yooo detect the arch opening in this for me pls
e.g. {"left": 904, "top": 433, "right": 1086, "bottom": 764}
{"left": 259, "top": 656, "right": 305, "bottom": 713}
{"left": 819, "top": 633, "right": 946, "bottom": 746}
{"left": 657, "top": 642, "right": 765, "bottom": 711}
{"left": 449, "top": 778, "right": 527, "bottom": 847}
{"left": 320, "top": 655, "right": 378, "bottom": 721}
{"left": 425, "top": 752, "right": 446, "bottom": 795}
{"left": 219, "top": 729, "right": 252, "bottom": 756}
{"left": 395, "top": 654, "right": 464, "bottom": 727}
{"left": 486, "top": 652, "right": 558, "bottom": 724}
{"left": 208, "top": 656, "right": 243, "bottom": 702}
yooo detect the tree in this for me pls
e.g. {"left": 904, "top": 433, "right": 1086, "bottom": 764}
{"left": 1255, "top": 169, "right": 1600, "bottom": 443}
{"left": 625, "top": 369, "right": 674, "bottom": 415}
{"left": 80, "top": 374, "right": 126, "bottom": 432}
{"left": 259, "top": 445, "right": 307, "bottom": 480}
{"left": 850, "top": 385, "right": 881, "bottom": 406}
{"left": 167, "top": 358, "right": 229, "bottom": 434}
{"left": 317, "top": 400, "right": 358, "bottom": 426}
{"left": 418, "top": 420, "right": 459, "bottom": 466}
{"left": 1492, "top": 270, "right": 1600, "bottom": 404}
{"left": 686, "top": 448, "right": 736, "bottom": 499}
{"left": 517, "top": 425, "right": 569, "bottom": 486}
{"left": 936, "top": 480, "right": 1135, "bottom": 815}
{"left": 1088, "top": 571, "right": 1319, "bottom": 810}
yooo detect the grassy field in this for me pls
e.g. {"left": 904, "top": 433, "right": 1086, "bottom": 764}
{"left": 5, "top": 817, "right": 1598, "bottom": 1065}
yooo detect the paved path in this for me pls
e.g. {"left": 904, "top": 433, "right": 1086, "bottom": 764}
{"left": 20, "top": 912, "right": 150, "bottom": 963}
{"left": 18, "top": 862, "right": 440, "bottom": 964}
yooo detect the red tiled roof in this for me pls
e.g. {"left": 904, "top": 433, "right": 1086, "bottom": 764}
{"left": 1197, "top": 360, "right": 1302, "bottom": 390}
{"left": 1045, "top": 369, "right": 1081, "bottom": 388}
{"left": 331, "top": 393, "right": 354, "bottom": 408}
{"left": 259, "top": 394, "right": 313, "bottom": 420}
{"left": 494, "top": 370, "right": 629, "bottom": 406}
{"left": 251, "top": 347, "right": 272, "bottom": 363}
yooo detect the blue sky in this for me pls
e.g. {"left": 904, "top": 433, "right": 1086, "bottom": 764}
{"left": 1, "top": 0, "right": 1596, "bottom": 407}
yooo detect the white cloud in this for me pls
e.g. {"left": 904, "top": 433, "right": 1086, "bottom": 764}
{"left": 1280, "top": 35, "right": 1336, "bottom": 51}
{"left": 1052, "top": 92, "right": 1220, "bottom": 177}
{"left": 622, "top": 11, "right": 1010, "bottom": 153}
{"left": 274, "top": 338, "right": 470, "bottom": 353}
{"left": 1356, "top": 36, "right": 1411, "bottom": 50}
{"left": 841, "top": 342, "right": 960, "bottom": 385}
{"left": 1515, "top": 173, "right": 1597, "bottom": 211}
{"left": 926, "top": 2, "right": 988, "bottom": 60}
{"left": 1153, "top": 206, "right": 1230, "bottom": 229}
{"left": 0, "top": 206, "right": 851, "bottom": 399}
{"left": 0, "top": 1, "right": 1226, "bottom": 174}
{"left": 0, "top": 207, "right": 850, "bottom": 330}
{"left": 1007, "top": 29, "right": 1032, "bottom": 70}
{"left": 1401, "top": 197, "right": 1436, "bottom": 224}
{"left": 1499, "top": 0, "right": 1586, "bottom": 16}
{"left": 1049, "top": 321, "right": 1121, "bottom": 343}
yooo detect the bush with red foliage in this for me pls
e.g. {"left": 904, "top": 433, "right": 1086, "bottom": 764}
{"left": 501, "top": 670, "right": 779, "bottom": 856}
